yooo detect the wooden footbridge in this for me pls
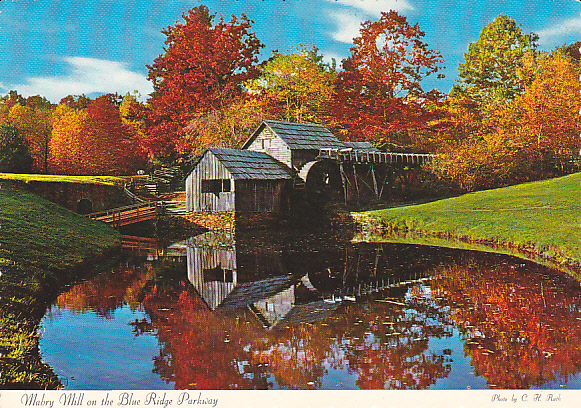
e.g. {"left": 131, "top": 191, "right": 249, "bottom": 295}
{"left": 87, "top": 201, "right": 158, "bottom": 227}
{"left": 86, "top": 200, "right": 186, "bottom": 228}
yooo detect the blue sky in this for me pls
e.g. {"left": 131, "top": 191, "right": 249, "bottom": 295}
{"left": 0, "top": 0, "right": 579, "bottom": 102}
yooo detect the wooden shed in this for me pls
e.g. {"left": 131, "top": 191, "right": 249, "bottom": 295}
{"left": 242, "top": 120, "right": 346, "bottom": 171}
{"left": 185, "top": 148, "right": 293, "bottom": 213}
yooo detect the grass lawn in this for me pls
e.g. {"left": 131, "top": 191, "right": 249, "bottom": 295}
{"left": 354, "top": 172, "right": 581, "bottom": 275}
{"left": 0, "top": 173, "right": 146, "bottom": 186}
{"left": 0, "top": 183, "right": 121, "bottom": 388}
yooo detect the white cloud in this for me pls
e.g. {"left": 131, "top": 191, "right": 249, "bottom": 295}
{"left": 14, "top": 57, "right": 153, "bottom": 102}
{"left": 325, "top": 0, "right": 414, "bottom": 45}
{"left": 324, "top": 0, "right": 413, "bottom": 16}
{"left": 329, "top": 11, "right": 366, "bottom": 44}
{"left": 536, "top": 14, "right": 581, "bottom": 47}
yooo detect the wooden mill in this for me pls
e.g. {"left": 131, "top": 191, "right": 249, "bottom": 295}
{"left": 185, "top": 120, "right": 435, "bottom": 216}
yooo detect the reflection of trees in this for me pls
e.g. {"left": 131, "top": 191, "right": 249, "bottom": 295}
{"left": 51, "top": 237, "right": 459, "bottom": 390}
{"left": 325, "top": 299, "right": 452, "bottom": 389}
{"left": 138, "top": 275, "right": 453, "bottom": 390}
{"left": 55, "top": 263, "right": 156, "bottom": 317}
{"left": 140, "top": 282, "right": 271, "bottom": 390}
{"left": 250, "top": 323, "right": 336, "bottom": 389}
{"left": 432, "top": 259, "right": 581, "bottom": 388}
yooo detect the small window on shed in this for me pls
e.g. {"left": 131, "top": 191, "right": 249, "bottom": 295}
{"left": 202, "top": 179, "right": 231, "bottom": 194}
{"left": 261, "top": 139, "right": 271, "bottom": 149}
{"left": 204, "top": 266, "right": 234, "bottom": 283}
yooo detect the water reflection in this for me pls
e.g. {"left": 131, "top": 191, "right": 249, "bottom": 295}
{"left": 40, "top": 231, "right": 581, "bottom": 390}
{"left": 432, "top": 260, "right": 581, "bottom": 388}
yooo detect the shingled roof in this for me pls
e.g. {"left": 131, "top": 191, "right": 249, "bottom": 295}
{"left": 243, "top": 120, "right": 346, "bottom": 150}
{"left": 209, "top": 148, "right": 292, "bottom": 180}
{"left": 342, "top": 141, "right": 381, "bottom": 152}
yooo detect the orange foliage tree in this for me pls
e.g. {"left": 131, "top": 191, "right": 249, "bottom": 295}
{"left": 431, "top": 51, "right": 581, "bottom": 191}
{"left": 49, "top": 96, "right": 146, "bottom": 175}
{"left": 514, "top": 53, "right": 581, "bottom": 168}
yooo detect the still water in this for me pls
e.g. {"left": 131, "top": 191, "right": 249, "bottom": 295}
{"left": 39, "top": 231, "right": 581, "bottom": 390}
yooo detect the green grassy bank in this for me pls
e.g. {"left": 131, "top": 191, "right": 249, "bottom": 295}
{"left": 354, "top": 172, "right": 581, "bottom": 275}
{"left": 0, "top": 173, "right": 144, "bottom": 186}
{"left": 0, "top": 184, "right": 121, "bottom": 388}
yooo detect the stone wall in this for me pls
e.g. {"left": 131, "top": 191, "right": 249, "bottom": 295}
{"left": 4, "top": 180, "right": 129, "bottom": 214}
{"left": 184, "top": 211, "right": 284, "bottom": 230}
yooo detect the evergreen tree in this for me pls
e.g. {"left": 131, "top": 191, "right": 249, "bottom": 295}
{"left": 0, "top": 122, "right": 33, "bottom": 173}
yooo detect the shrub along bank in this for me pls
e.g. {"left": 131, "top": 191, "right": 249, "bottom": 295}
{"left": 0, "top": 183, "right": 120, "bottom": 388}
{"left": 354, "top": 172, "right": 581, "bottom": 276}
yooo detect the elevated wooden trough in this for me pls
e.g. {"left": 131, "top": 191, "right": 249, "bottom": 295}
{"left": 313, "top": 148, "right": 437, "bottom": 204}
{"left": 318, "top": 148, "right": 436, "bottom": 165}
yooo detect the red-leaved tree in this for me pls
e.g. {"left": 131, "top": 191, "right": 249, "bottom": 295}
{"left": 144, "top": 6, "right": 263, "bottom": 163}
{"left": 50, "top": 96, "right": 146, "bottom": 175}
{"left": 330, "top": 11, "right": 443, "bottom": 147}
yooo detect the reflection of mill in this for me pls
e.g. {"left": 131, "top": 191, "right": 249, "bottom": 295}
{"left": 176, "top": 232, "right": 438, "bottom": 330}
{"left": 183, "top": 232, "right": 339, "bottom": 330}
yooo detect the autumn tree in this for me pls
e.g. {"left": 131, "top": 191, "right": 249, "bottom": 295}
{"left": 49, "top": 105, "right": 88, "bottom": 174}
{"left": 457, "top": 14, "right": 538, "bottom": 103}
{"left": 0, "top": 122, "right": 33, "bottom": 173}
{"left": 145, "top": 6, "right": 263, "bottom": 164}
{"left": 330, "top": 11, "right": 443, "bottom": 146}
{"left": 247, "top": 45, "right": 336, "bottom": 124}
{"left": 8, "top": 98, "right": 54, "bottom": 173}
{"left": 50, "top": 96, "right": 146, "bottom": 175}
{"left": 184, "top": 99, "right": 269, "bottom": 158}
{"left": 432, "top": 50, "right": 581, "bottom": 191}
{"left": 557, "top": 40, "right": 581, "bottom": 65}
{"left": 514, "top": 53, "right": 581, "bottom": 170}
{"left": 0, "top": 91, "right": 25, "bottom": 124}
{"left": 59, "top": 94, "right": 93, "bottom": 110}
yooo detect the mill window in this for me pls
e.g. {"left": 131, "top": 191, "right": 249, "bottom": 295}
{"left": 202, "top": 179, "right": 231, "bottom": 194}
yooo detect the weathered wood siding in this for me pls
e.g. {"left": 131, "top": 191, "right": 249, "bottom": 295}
{"left": 186, "top": 151, "right": 235, "bottom": 212}
{"left": 187, "top": 246, "right": 237, "bottom": 310}
{"left": 246, "top": 127, "right": 292, "bottom": 168}
{"left": 235, "top": 180, "right": 289, "bottom": 213}
{"left": 252, "top": 286, "right": 296, "bottom": 328}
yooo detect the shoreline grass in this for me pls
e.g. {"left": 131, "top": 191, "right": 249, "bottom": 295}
{"left": 0, "top": 173, "right": 146, "bottom": 186}
{"left": 0, "top": 183, "right": 121, "bottom": 388}
{"left": 353, "top": 172, "right": 581, "bottom": 276}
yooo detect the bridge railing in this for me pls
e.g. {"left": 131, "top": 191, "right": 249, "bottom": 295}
{"left": 86, "top": 201, "right": 156, "bottom": 220}
{"left": 318, "top": 148, "right": 437, "bottom": 165}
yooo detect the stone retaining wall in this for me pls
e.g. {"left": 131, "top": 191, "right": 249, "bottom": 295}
{"left": 184, "top": 211, "right": 284, "bottom": 230}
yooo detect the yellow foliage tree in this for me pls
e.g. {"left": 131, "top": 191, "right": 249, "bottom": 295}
{"left": 247, "top": 45, "right": 336, "bottom": 124}
{"left": 49, "top": 105, "right": 89, "bottom": 174}
{"left": 184, "top": 98, "right": 269, "bottom": 159}
{"left": 8, "top": 103, "right": 53, "bottom": 173}
{"left": 515, "top": 53, "right": 581, "bottom": 165}
{"left": 431, "top": 52, "right": 580, "bottom": 191}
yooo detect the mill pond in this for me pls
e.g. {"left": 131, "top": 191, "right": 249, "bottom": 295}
{"left": 37, "top": 230, "right": 581, "bottom": 390}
